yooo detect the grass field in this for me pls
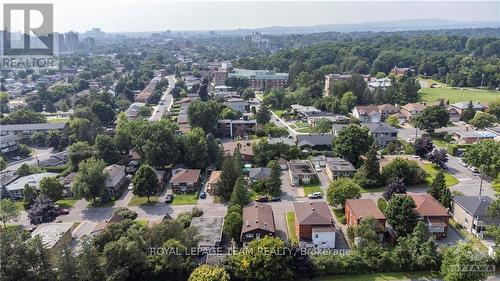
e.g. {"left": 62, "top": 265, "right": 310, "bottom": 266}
{"left": 418, "top": 87, "right": 499, "bottom": 104}
{"left": 47, "top": 117, "right": 70, "bottom": 123}
{"left": 303, "top": 185, "right": 322, "bottom": 196}
{"left": 423, "top": 163, "right": 459, "bottom": 187}
{"left": 314, "top": 271, "right": 440, "bottom": 281}
{"left": 171, "top": 192, "right": 199, "bottom": 205}
{"left": 286, "top": 212, "right": 298, "bottom": 244}
{"left": 128, "top": 196, "right": 159, "bottom": 206}
{"left": 56, "top": 199, "right": 79, "bottom": 208}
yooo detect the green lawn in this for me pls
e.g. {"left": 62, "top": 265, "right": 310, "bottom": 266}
{"left": 432, "top": 139, "right": 448, "bottom": 148}
{"left": 286, "top": 212, "right": 298, "bottom": 244}
{"left": 272, "top": 108, "right": 287, "bottom": 117}
{"left": 56, "top": 199, "right": 79, "bottom": 208}
{"left": 135, "top": 220, "right": 149, "bottom": 227}
{"left": 303, "top": 185, "right": 322, "bottom": 195}
{"left": 47, "top": 117, "right": 70, "bottom": 123}
{"left": 314, "top": 271, "right": 440, "bottom": 281}
{"left": 171, "top": 192, "right": 199, "bottom": 205}
{"left": 128, "top": 196, "right": 159, "bottom": 206}
{"left": 423, "top": 163, "right": 459, "bottom": 187}
{"left": 333, "top": 208, "right": 346, "bottom": 224}
{"left": 448, "top": 219, "right": 488, "bottom": 253}
{"left": 14, "top": 201, "right": 25, "bottom": 211}
{"left": 418, "top": 87, "right": 499, "bottom": 104}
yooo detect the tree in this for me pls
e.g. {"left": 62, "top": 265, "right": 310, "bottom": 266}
{"left": 351, "top": 216, "right": 384, "bottom": 245}
{"left": 31, "top": 131, "right": 46, "bottom": 146}
{"left": 91, "top": 101, "right": 115, "bottom": 125}
{"left": 214, "top": 154, "right": 241, "bottom": 202}
{"left": 441, "top": 243, "right": 490, "bottom": 281}
{"left": 242, "top": 88, "right": 255, "bottom": 100}
{"left": 69, "top": 141, "right": 95, "bottom": 170}
{"left": 326, "top": 178, "right": 362, "bottom": 209}
{"left": 0, "top": 108, "right": 46, "bottom": 124}
{"left": 73, "top": 157, "right": 108, "bottom": 202}
{"left": 428, "top": 171, "right": 446, "bottom": 201}
{"left": 461, "top": 101, "right": 476, "bottom": 122}
{"left": 414, "top": 136, "right": 434, "bottom": 157}
{"left": 182, "top": 127, "right": 208, "bottom": 169}
{"left": 198, "top": 80, "right": 209, "bottom": 101}
{"left": 230, "top": 177, "right": 250, "bottom": 207}
{"left": 266, "top": 160, "right": 282, "bottom": 196}
{"left": 354, "top": 146, "right": 382, "bottom": 188}
{"left": 0, "top": 199, "right": 20, "bottom": 228}
{"left": 339, "top": 92, "right": 357, "bottom": 114}
{"left": 206, "top": 133, "right": 220, "bottom": 165}
{"left": 23, "top": 184, "right": 38, "bottom": 209}
{"left": 75, "top": 239, "right": 105, "bottom": 281}
{"left": 256, "top": 105, "right": 272, "bottom": 124}
{"left": 188, "top": 265, "right": 229, "bottom": 281}
{"left": 70, "top": 117, "right": 96, "bottom": 144}
{"left": 463, "top": 140, "right": 500, "bottom": 178}
{"left": 440, "top": 185, "right": 452, "bottom": 209}
{"left": 314, "top": 118, "right": 332, "bottom": 134}
{"left": 132, "top": 164, "right": 160, "bottom": 203}
{"left": 413, "top": 106, "right": 450, "bottom": 133}
{"left": 224, "top": 209, "right": 242, "bottom": 241}
{"left": 47, "top": 129, "right": 63, "bottom": 149}
{"left": 16, "top": 163, "right": 42, "bottom": 177}
{"left": 113, "top": 207, "right": 138, "bottom": 220}
{"left": 55, "top": 243, "right": 78, "bottom": 281}
{"left": 428, "top": 148, "right": 448, "bottom": 168}
{"left": 488, "top": 100, "right": 500, "bottom": 119}
{"left": 333, "top": 125, "right": 374, "bottom": 167}
{"left": 383, "top": 177, "right": 407, "bottom": 200}
{"left": 27, "top": 196, "right": 59, "bottom": 225}
{"left": 187, "top": 100, "right": 219, "bottom": 135}
{"left": 385, "top": 195, "right": 417, "bottom": 237}
{"left": 95, "top": 134, "right": 120, "bottom": 164}
{"left": 0, "top": 156, "right": 6, "bottom": 171}
{"left": 39, "top": 176, "right": 64, "bottom": 201}
{"left": 469, "top": 111, "right": 497, "bottom": 129}
{"left": 381, "top": 158, "right": 427, "bottom": 186}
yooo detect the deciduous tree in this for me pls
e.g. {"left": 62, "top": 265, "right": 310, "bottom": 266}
{"left": 0, "top": 199, "right": 19, "bottom": 228}
{"left": 73, "top": 157, "right": 108, "bottom": 202}
{"left": 132, "top": 164, "right": 160, "bottom": 203}
{"left": 326, "top": 178, "right": 362, "bottom": 209}
{"left": 385, "top": 195, "right": 417, "bottom": 237}
{"left": 333, "top": 125, "right": 374, "bottom": 167}
{"left": 39, "top": 176, "right": 64, "bottom": 201}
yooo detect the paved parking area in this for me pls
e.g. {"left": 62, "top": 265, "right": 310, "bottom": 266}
{"left": 435, "top": 226, "right": 466, "bottom": 247}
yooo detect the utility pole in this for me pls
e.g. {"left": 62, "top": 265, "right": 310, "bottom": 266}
{"left": 481, "top": 73, "right": 484, "bottom": 88}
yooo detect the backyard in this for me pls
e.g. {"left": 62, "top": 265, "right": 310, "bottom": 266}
{"left": 418, "top": 87, "right": 499, "bottom": 104}
{"left": 423, "top": 163, "right": 459, "bottom": 187}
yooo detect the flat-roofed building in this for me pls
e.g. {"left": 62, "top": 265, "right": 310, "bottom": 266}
{"left": 191, "top": 217, "right": 224, "bottom": 249}
{"left": 228, "top": 68, "right": 288, "bottom": 90}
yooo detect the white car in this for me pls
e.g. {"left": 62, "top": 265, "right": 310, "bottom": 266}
{"left": 468, "top": 166, "right": 479, "bottom": 173}
{"left": 315, "top": 165, "right": 322, "bottom": 172}
{"left": 458, "top": 121, "right": 466, "bottom": 125}
{"left": 458, "top": 159, "right": 467, "bottom": 167}
{"left": 308, "top": 192, "right": 323, "bottom": 199}
{"left": 412, "top": 155, "right": 421, "bottom": 160}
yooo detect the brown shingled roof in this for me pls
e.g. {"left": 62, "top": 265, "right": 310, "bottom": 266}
{"left": 346, "top": 199, "right": 385, "bottom": 220}
{"left": 293, "top": 201, "right": 333, "bottom": 225}
{"left": 242, "top": 203, "right": 275, "bottom": 233}
{"left": 170, "top": 169, "right": 201, "bottom": 184}
{"left": 407, "top": 193, "right": 449, "bottom": 217}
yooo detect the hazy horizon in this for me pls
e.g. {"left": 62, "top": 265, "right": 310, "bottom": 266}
{"left": 1, "top": 0, "right": 499, "bottom": 33}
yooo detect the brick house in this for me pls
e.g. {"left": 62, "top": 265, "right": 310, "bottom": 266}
{"left": 170, "top": 169, "right": 201, "bottom": 193}
{"left": 345, "top": 199, "right": 386, "bottom": 228}
{"left": 241, "top": 203, "right": 276, "bottom": 246}
{"left": 407, "top": 193, "right": 450, "bottom": 238}
{"left": 293, "top": 202, "right": 335, "bottom": 243}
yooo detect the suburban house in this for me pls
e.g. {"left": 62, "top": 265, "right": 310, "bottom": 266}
{"left": 0, "top": 122, "right": 69, "bottom": 139}
{"left": 206, "top": 171, "right": 221, "bottom": 195}
{"left": 391, "top": 66, "right": 412, "bottom": 76}
{"left": 248, "top": 167, "right": 272, "bottom": 183}
{"left": 217, "top": 119, "right": 257, "bottom": 138}
{"left": 363, "top": 123, "right": 398, "bottom": 147}
{"left": 291, "top": 104, "right": 322, "bottom": 120}
{"left": 5, "top": 172, "right": 58, "bottom": 199}
{"left": 377, "top": 104, "right": 400, "bottom": 119}
{"left": 191, "top": 217, "right": 224, "bottom": 250}
{"left": 0, "top": 134, "right": 20, "bottom": 154}
{"left": 345, "top": 199, "right": 386, "bottom": 230}
{"left": 241, "top": 203, "right": 276, "bottom": 246}
{"left": 90, "top": 212, "right": 125, "bottom": 236}
{"left": 126, "top": 102, "right": 146, "bottom": 119}
{"left": 325, "top": 158, "right": 356, "bottom": 180}
{"left": 451, "top": 101, "right": 487, "bottom": 115}
{"left": 170, "top": 169, "right": 201, "bottom": 193}
{"left": 288, "top": 160, "right": 317, "bottom": 186}
{"left": 308, "top": 114, "right": 350, "bottom": 127}
{"left": 31, "top": 223, "right": 73, "bottom": 256}
{"left": 296, "top": 134, "right": 335, "bottom": 149}
{"left": 400, "top": 103, "right": 427, "bottom": 118}
{"left": 293, "top": 201, "right": 336, "bottom": 248}
{"left": 310, "top": 155, "right": 327, "bottom": 167}
{"left": 134, "top": 77, "right": 160, "bottom": 103}
{"left": 451, "top": 196, "right": 500, "bottom": 238}
{"left": 58, "top": 172, "right": 77, "bottom": 197}
{"left": 407, "top": 193, "right": 450, "bottom": 238}
{"left": 446, "top": 106, "right": 461, "bottom": 122}
{"left": 351, "top": 105, "right": 382, "bottom": 123}
{"left": 223, "top": 141, "right": 254, "bottom": 163}
{"left": 104, "top": 164, "right": 127, "bottom": 196}
{"left": 452, "top": 130, "right": 496, "bottom": 144}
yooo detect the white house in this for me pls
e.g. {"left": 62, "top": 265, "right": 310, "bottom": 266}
{"left": 312, "top": 227, "right": 336, "bottom": 249}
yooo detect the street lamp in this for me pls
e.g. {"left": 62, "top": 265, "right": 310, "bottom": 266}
{"left": 480, "top": 73, "right": 485, "bottom": 88}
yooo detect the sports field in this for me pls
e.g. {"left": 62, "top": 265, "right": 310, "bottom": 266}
{"left": 418, "top": 87, "right": 499, "bottom": 104}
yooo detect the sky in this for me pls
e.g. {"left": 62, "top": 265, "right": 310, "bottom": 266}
{"left": 2, "top": 0, "right": 500, "bottom": 33}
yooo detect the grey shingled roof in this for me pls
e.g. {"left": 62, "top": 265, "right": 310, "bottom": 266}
{"left": 363, "top": 123, "right": 398, "bottom": 134}
{"left": 453, "top": 196, "right": 493, "bottom": 216}
{"left": 1, "top": 122, "right": 67, "bottom": 131}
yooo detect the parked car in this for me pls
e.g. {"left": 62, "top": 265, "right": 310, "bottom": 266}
{"left": 165, "top": 194, "right": 173, "bottom": 203}
{"left": 458, "top": 159, "right": 467, "bottom": 167}
{"left": 308, "top": 192, "right": 323, "bottom": 199}
{"left": 270, "top": 196, "right": 281, "bottom": 202}
{"left": 57, "top": 208, "right": 70, "bottom": 215}
{"left": 199, "top": 192, "right": 207, "bottom": 199}
{"left": 468, "top": 166, "right": 479, "bottom": 173}
{"left": 314, "top": 165, "right": 322, "bottom": 172}
{"left": 458, "top": 121, "right": 466, "bottom": 125}
{"left": 12, "top": 156, "right": 22, "bottom": 161}
{"left": 412, "top": 155, "right": 421, "bottom": 160}
{"left": 255, "top": 195, "right": 269, "bottom": 203}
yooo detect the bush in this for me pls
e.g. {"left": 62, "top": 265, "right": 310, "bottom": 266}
{"left": 191, "top": 207, "right": 203, "bottom": 217}
{"left": 377, "top": 198, "right": 387, "bottom": 213}
{"left": 45, "top": 165, "right": 68, "bottom": 173}
{"left": 381, "top": 158, "right": 426, "bottom": 186}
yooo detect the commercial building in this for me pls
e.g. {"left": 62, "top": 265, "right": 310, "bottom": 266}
{"left": 228, "top": 69, "right": 288, "bottom": 90}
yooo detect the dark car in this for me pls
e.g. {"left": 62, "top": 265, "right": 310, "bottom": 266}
{"left": 57, "top": 208, "right": 70, "bottom": 215}
{"left": 199, "top": 192, "right": 207, "bottom": 199}
{"left": 125, "top": 166, "right": 138, "bottom": 175}
{"left": 165, "top": 194, "right": 173, "bottom": 203}
{"left": 255, "top": 195, "right": 269, "bottom": 203}
{"left": 270, "top": 196, "right": 281, "bottom": 202}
